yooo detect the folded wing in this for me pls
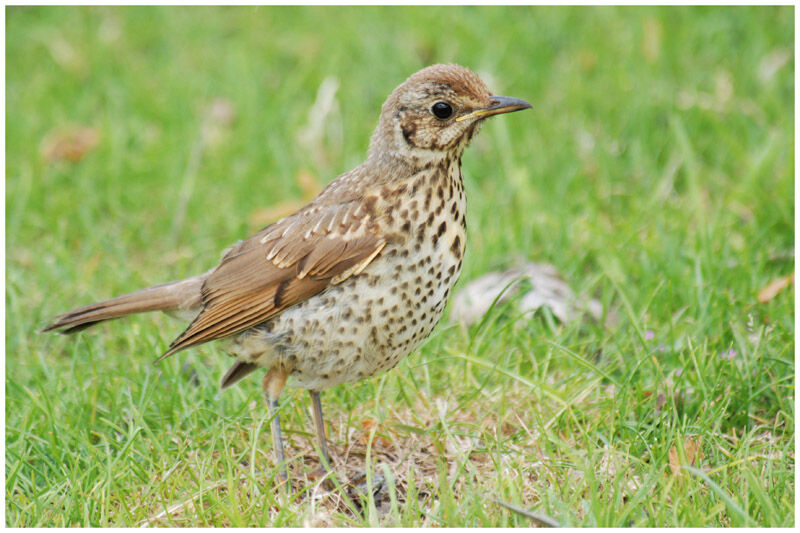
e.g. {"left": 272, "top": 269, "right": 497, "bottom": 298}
{"left": 159, "top": 199, "right": 384, "bottom": 360}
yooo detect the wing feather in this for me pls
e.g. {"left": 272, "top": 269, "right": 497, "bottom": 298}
{"left": 159, "top": 200, "right": 384, "bottom": 360}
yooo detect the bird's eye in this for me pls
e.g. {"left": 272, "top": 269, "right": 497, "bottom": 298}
{"left": 431, "top": 101, "right": 454, "bottom": 119}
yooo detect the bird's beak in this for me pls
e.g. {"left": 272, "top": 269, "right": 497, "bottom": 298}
{"left": 456, "top": 96, "right": 532, "bottom": 122}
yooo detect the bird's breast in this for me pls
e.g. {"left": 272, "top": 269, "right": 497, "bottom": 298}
{"left": 231, "top": 162, "right": 468, "bottom": 391}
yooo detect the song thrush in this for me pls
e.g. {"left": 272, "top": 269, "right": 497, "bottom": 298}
{"left": 44, "top": 64, "right": 531, "bottom": 480}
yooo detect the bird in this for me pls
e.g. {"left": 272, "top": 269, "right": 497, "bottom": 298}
{"left": 43, "top": 63, "right": 531, "bottom": 481}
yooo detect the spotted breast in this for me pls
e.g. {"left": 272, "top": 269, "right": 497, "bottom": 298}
{"left": 228, "top": 156, "right": 466, "bottom": 392}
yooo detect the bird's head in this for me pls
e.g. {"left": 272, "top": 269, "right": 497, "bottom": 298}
{"left": 369, "top": 64, "right": 531, "bottom": 162}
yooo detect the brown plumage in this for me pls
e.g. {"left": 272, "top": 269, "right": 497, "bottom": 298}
{"left": 43, "top": 275, "right": 204, "bottom": 334}
{"left": 44, "top": 64, "right": 531, "bottom": 481}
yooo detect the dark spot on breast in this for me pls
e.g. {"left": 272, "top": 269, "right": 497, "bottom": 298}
{"left": 364, "top": 195, "right": 378, "bottom": 215}
{"left": 451, "top": 235, "right": 461, "bottom": 256}
{"left": 436, "top": 221, "right": 447, "bottom": 238}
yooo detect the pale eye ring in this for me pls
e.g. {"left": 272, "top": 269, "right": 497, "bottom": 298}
{"left": 431, "top": 101, "right": 454, "bottom": 119}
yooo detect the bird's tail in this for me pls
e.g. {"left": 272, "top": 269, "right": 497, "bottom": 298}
{"left": 42, "top": 275, "right": 205, "bottom": 334}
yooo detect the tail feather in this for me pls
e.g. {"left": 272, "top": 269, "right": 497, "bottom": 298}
{"left": 43, "top": 275, "right": 205, "bottom": 334}
{"left": 220, "top": 360, "right": 259, "bottom": 389}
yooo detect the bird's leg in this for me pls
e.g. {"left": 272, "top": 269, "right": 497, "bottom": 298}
{"left": 263, "top": 368, "right": 289, "bottom": 483}
{"left": 309, "top": 390, "right": 332, "bottom": 471}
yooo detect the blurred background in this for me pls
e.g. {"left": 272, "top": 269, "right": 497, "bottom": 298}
{"left": 6, "top": 6, "right": 794, "bottom": 527}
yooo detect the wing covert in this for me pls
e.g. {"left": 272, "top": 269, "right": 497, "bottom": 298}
{"left": 159, "top": 200, "right": 384, "bottom": 359}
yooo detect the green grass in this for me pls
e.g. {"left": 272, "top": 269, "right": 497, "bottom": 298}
{"left": 6, "top": 5, "right": 794, "bottom": 527}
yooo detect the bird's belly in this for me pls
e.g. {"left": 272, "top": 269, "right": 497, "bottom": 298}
{"left": 229, "top": 209, "right": 466, "bottom": 392}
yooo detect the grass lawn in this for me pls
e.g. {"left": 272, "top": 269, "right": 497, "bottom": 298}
{"left": 5, "top": 5, "right": 794, "bottom": 527}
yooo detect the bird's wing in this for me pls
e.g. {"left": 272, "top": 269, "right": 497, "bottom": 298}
{"left": 159, "top": 198, "right": 385, "bottom": 359}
